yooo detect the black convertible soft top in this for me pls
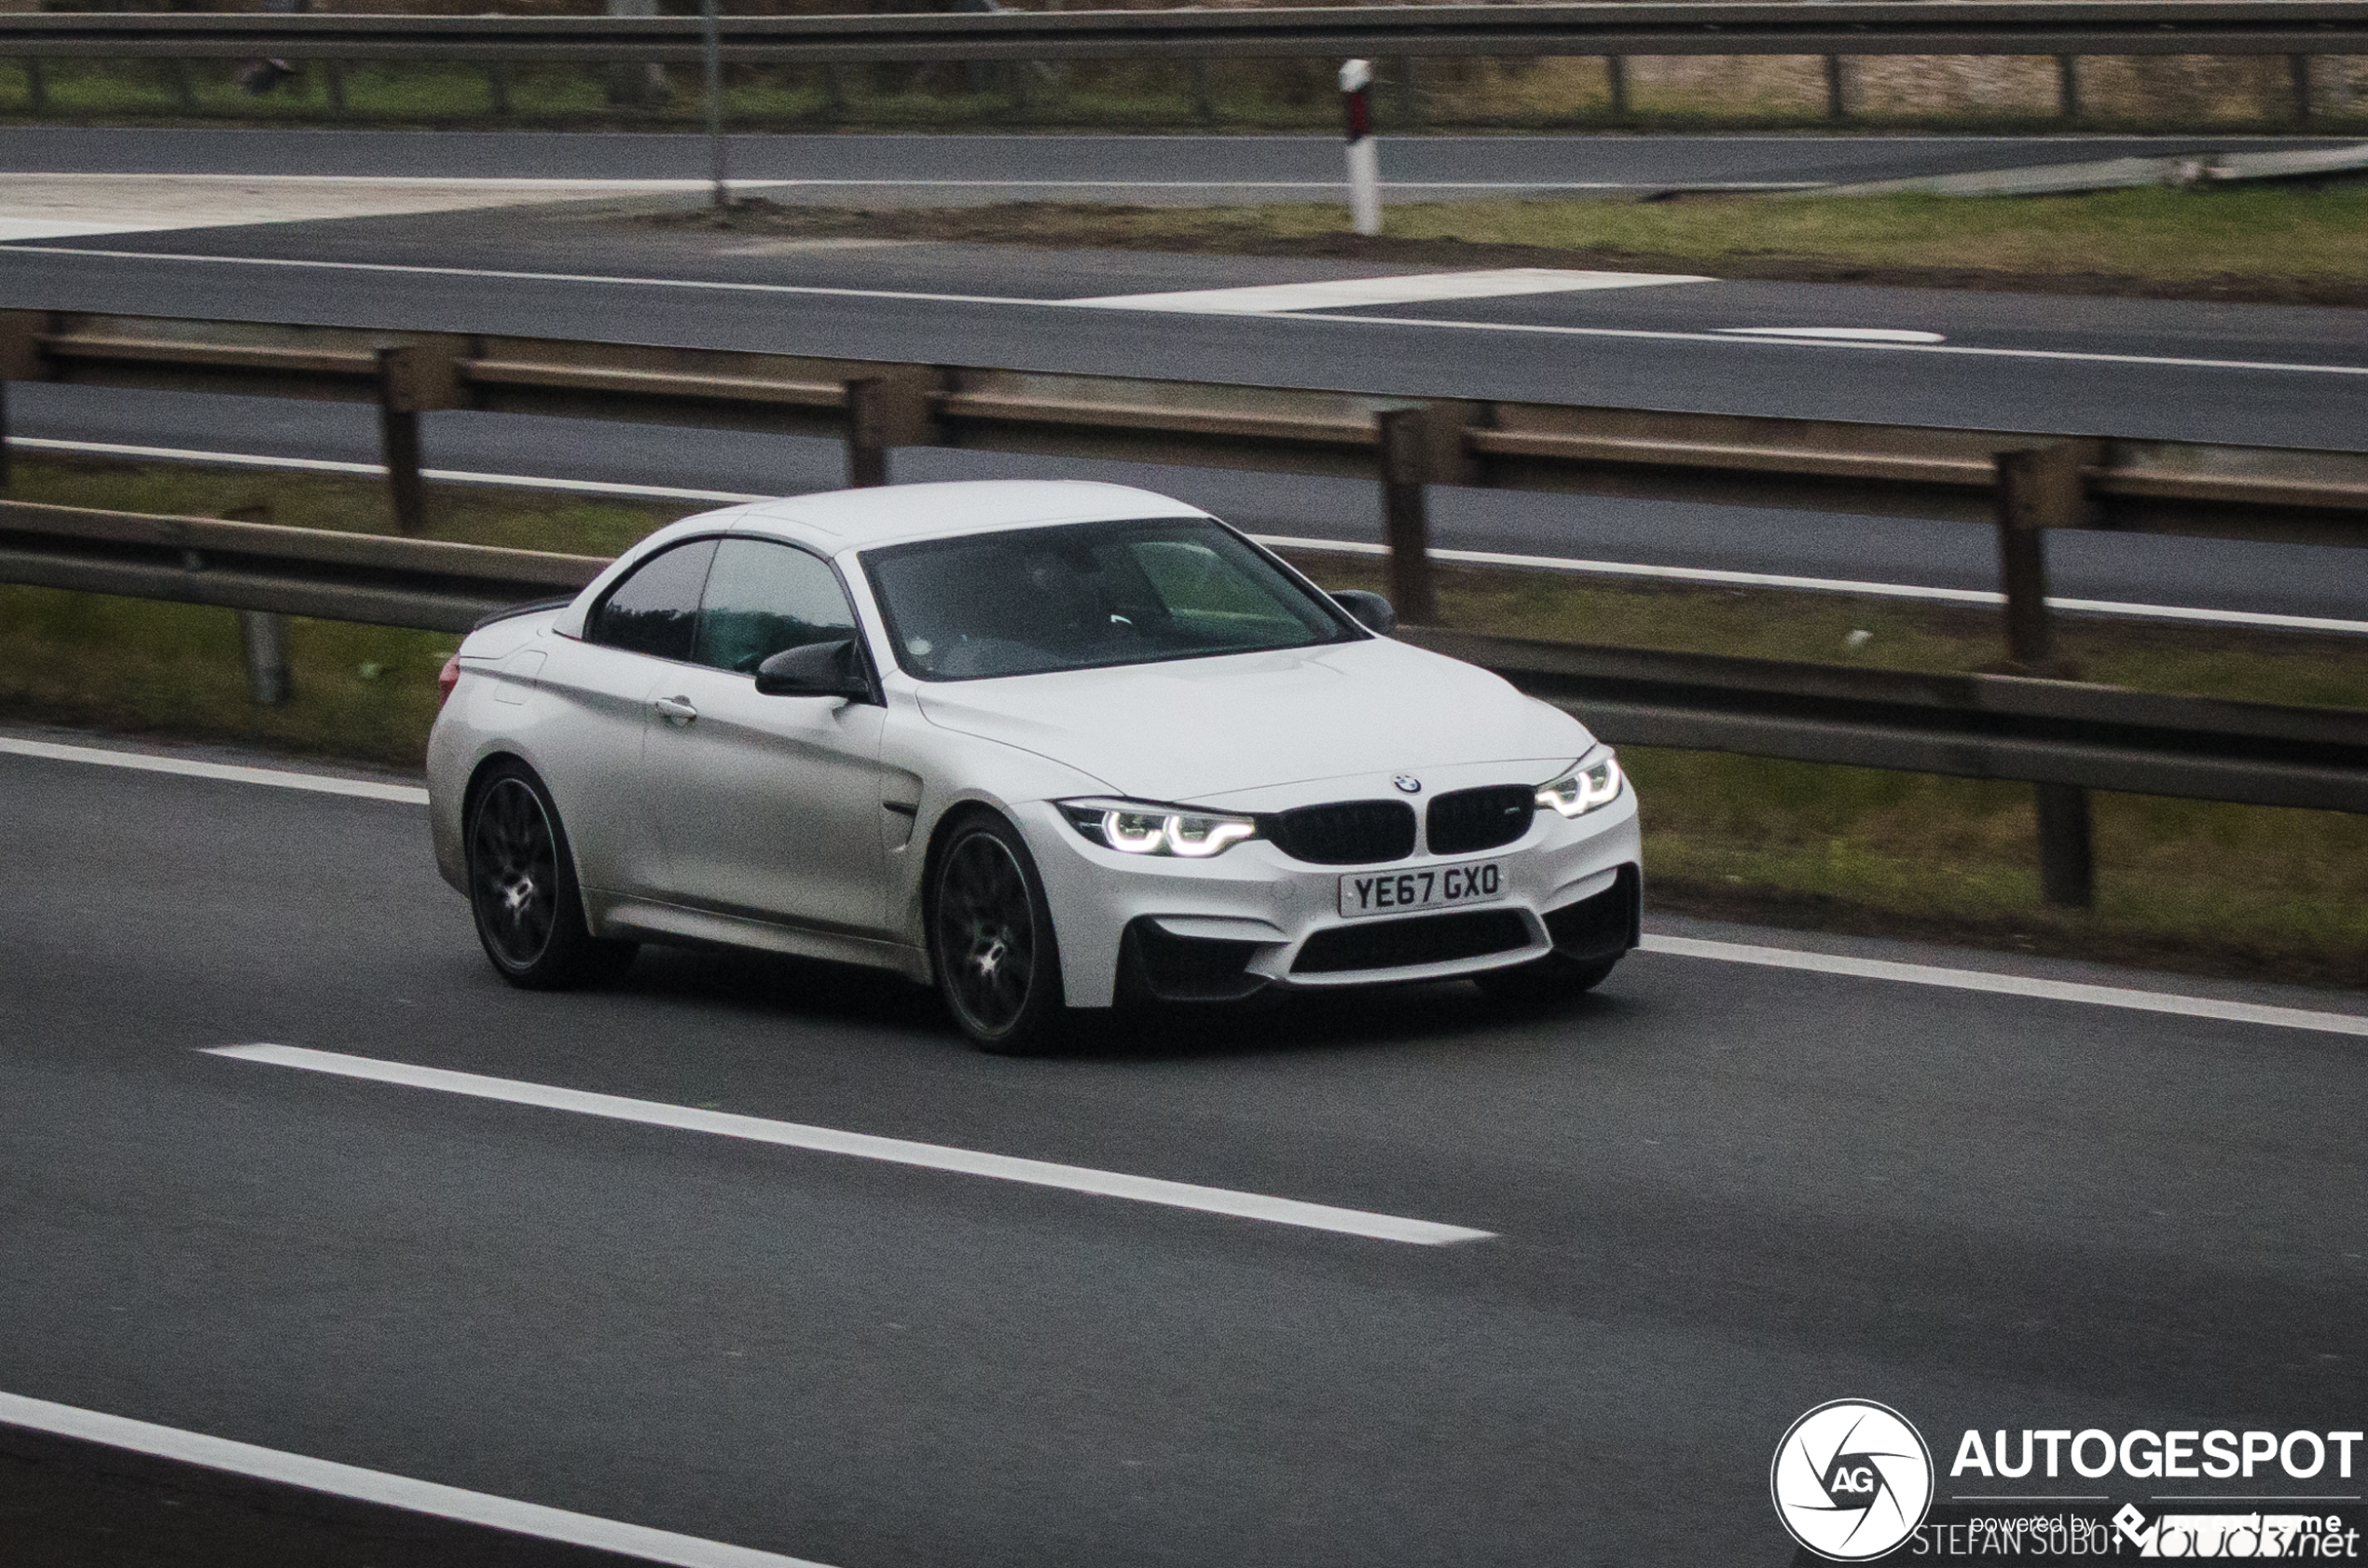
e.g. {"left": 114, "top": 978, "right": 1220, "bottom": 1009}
{"left": 470, "top": 595, "right": 576, "bottom": 632}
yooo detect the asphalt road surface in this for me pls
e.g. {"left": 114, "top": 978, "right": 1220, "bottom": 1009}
{"left": 5, "top": 191, "right": 2367, "bottom": 621}
{"left": 0, "top": 126, "right": 2349, "bottom": 190}
{"left": 3, "top": 730, "right": 2364, "bottom": 1567}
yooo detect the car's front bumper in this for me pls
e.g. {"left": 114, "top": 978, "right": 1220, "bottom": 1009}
{"left": 1017, "top": 786, "right": 1643, "bottom": 1009}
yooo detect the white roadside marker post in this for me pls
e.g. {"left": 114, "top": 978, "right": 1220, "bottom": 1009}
{"left": 1341, "top": 58, "right": 1382, "bottom": 237}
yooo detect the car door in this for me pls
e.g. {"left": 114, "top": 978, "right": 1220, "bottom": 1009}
{"left": 538, "top": 535, "right": 720, "bottom": 900}
{"left": 640, "top": 536, "right": 890, "bottom": 937}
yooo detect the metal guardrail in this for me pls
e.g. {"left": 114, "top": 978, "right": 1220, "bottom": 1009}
{"left": 1402, "top": 626, "right": 2368, "bottom": 815}
{"left": 0, "top": 501, "right": 603, "bottom": 633}
{"left": 2, "top": 5, "right": 2365, "bottom": 62}
{"left": 4, "top": 499, "right": 2361, "bottom": 820}
{"left": 5, "top": 309, "right": 2367, "bottom": 904}
{"left": 8, "top": 312, "right": 2368, "bottom": 549}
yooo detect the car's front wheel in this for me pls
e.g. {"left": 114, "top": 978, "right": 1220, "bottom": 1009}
{"left": 928, "top": 811, "right": 1067, "bottom": 1053}
{"left": 464, "top": 761, "right": 636, "bottom": 990}
{"left": 1472, "top": 950, "right": 1618, "bottom": 1005}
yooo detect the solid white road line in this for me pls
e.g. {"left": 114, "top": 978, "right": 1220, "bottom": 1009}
{"left": 20, "top": 441, "right": 2361, "bottom": 637}
{"left": 204, "top": 1044, "right": 1497, "bottom": 1245}
{"left": 9, "top": 243, "right": 2368, "bottom": 378}
{"left": 1639, "top": 934, "right": 2368, "bottom": 1038}
{"left": 1319, "top": 309, "right": 2368, "bottom": 379}
{"left": 1714, "top": 326, "right": 1946, "bottom": 344}
{"left": 736, "top": 178, "right": 1823, "bottom": 192}
{"left": 0, "top": 736, "right": 429, "bottom": 804}
{"left": 1255, "top": 535, "right": 2368, "bottom": 637}
{"left": 0, "top": 1390, "right": 832, "bottom": 1568}
{"left": 1067, "top": 268, "right": 1710, "bottom": 313}
{"left": 11, "top": 436, "right": 772, "bottom": 503}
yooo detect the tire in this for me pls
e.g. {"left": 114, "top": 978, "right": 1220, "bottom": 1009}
{"left": 927, "top": 810, "right": 1068, "bottom": 1054}
{"left": 1472, "top": 950, "right": 1619, "bottom": 1005}
{"left": 463, "top": 761, "right": 637, "bottom": 990}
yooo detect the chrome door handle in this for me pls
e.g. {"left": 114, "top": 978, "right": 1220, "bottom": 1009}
{"left": 653, "top": 695, "right": 698, "bottom": 722}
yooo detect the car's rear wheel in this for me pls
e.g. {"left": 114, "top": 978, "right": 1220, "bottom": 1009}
{"left": 465, "top": 762, "right": 636, "bottom": 990}
{"left": 929, "top": 812, "right": 1067, "bottom": 1053}
{"left": 1472, "top": 950, "right": 1618, "bottom": 1004}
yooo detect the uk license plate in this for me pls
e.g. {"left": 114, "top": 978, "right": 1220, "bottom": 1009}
{"left": 1338, "top": 860, "right": 1507, "bottom": 919}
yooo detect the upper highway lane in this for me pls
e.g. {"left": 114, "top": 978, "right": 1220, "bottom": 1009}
{"left": 2, "top": 733, "right": 2363, "bottom": 1566}
{"left": 1, "top": 126, "right": 2350, "bottom": 190}
{"left": 8, "top": 198, "right": 2362, "bottom": 448}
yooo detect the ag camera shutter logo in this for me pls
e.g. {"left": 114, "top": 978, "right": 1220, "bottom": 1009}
{"left": 1771, "top": 1399, "right": 1935, "bottom": 1561}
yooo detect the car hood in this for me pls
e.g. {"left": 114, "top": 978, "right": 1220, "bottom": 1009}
{"left": 912, "top": 637, "right": 1591, "bottom": 801}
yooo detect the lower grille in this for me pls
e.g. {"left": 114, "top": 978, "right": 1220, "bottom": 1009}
{"left": 1425, "top": 784, "right": 1536, "bottom": 856}
{"left": 1292, "top": 909, "right": 1533, "bottom": 975}
{"left": 1267, "top": 799, "right": 1416, "bottom": 866}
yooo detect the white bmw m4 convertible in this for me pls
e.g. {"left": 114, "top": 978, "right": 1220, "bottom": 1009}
{"left": 427, "top": 480, "right": 1640, "bottom": 1052}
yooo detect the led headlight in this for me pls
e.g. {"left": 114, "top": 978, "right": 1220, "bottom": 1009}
{"left": 1536, "top": 750, "right": 1623, "bottom": 818}
{"left": 1057, "top": 799, "right": 1260, "bottom": 859}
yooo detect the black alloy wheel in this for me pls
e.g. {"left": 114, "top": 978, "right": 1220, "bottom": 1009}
{"left": 929, "top": 814, "right": 1066, "bottom": 1052}
{"left": 464, "top": 763, "right": 635, "bottom": 989}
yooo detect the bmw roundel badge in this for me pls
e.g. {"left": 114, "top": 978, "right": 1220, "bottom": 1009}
{"left": 1393, "top": 776, "right": 1423, "bottom": 793}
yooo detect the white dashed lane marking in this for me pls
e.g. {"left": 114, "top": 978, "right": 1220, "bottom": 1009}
{"left": 204, "top": 1045, "right": 1498, "bottom": 1246}
{"left": 1714, "top": 326, "right": 1946, "bottom": 344}
{"left": 0, "top": 736, "right": 429, "bottom": 804}
{"left": 0, "top": 1391, "right": 832, "bottom": 1568}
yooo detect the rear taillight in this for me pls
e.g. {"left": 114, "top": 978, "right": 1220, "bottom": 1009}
{"left": 436, "top": 652, "right": 462, "bottom": 705}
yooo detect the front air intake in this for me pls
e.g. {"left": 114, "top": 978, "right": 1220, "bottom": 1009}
{"left": 1292, "top": 910, "right": 1532, "bottom": 974}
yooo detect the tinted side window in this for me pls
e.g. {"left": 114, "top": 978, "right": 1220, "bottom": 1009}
{"left": 586, "top": 538, "right": 717, "bottom": 662}
{"left": 694, "top": 539, "right": 860, "bottom": 674}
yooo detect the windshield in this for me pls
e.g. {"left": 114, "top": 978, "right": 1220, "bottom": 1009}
{"left": 860, "top": 517, "right": 1360, "bottom": 681}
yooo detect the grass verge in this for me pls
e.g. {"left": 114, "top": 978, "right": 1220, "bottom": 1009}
{"left": 670, "top": 186, "right": 2368, "bottom": 307}
{"left": 5, "top": 455, "right": 2363, "bottom": 988}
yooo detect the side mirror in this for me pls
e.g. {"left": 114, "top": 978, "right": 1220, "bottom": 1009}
{"left": 1332, "top": 589, "right": 1397, "bottom": 635}
{"left": 754, "top": 640, "right": 873, "bottom": 701}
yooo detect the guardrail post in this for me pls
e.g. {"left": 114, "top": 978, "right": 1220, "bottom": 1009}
{"left": 325, "top": 61, "right": 346, "bottom": 113}
{"left": 1191, "top": 59, "right": 1215, "bottom": 123}
{"left": 489, "top": 62, "right": 512, "bottom": 116}
{"left": 1997, "top": 441, "right": 2093, "bottom": 909}
{"left": 1824, "top": 55, "right": 1851, "bottom": 120}
{"left": 25, "top": 58, "right": 44, "bottom": 115}
{"left": 1994, "top": 442, "right": 2080, "bottom": 670}
{"left": 1378, "top": 407, "right": 1438, "bottom": 623}
{"left": 845, "top": 378, "right": 891, "bottom": 488}
{"left": 2035, "top": 782, "right": 2094, "bottom": 909}
{"left": 240, "top": 611, "right": 292, "bottom": 705}
{"left": 842, "top": 376, "right": 931, "bottom": 489}
{"left": 170, "top": 60, "right": 197, "bottom": 113}
{"left": 2056, "top": 54, "right": 2081, "bottom": 118}
{"left": 375, "top": 345, "right": 462, "bottom": 535}
{"left": 607, "top": 0, "right": 665, "bottom": 107}
{"left": 0, "top": 313, "right": 47, "bottom": 490}
{"left": 1604, "top": 55, "right": 1628, "bottom": 119}
{"left": 2290, "top": 55, "right": 2314, "bottom": 125}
